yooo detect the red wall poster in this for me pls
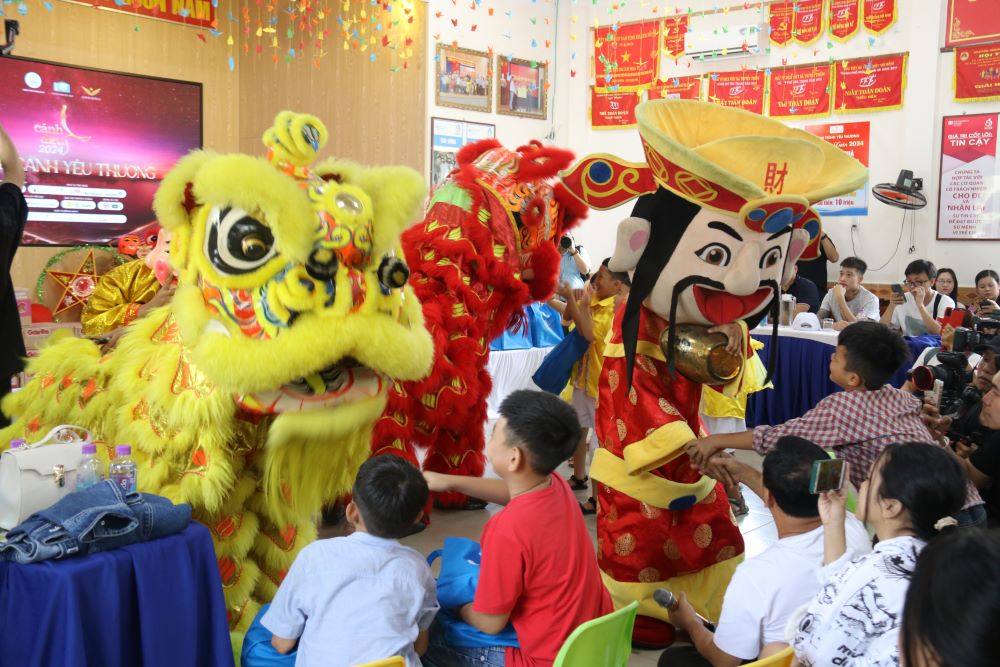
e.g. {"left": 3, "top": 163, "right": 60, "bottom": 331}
{"left": 805, "top": 122, "right": 870, "bottom": 217}
{"left": 954, "top": 43, "right": 1000, "bottom": 102}
{"left": 829, "top": 0, "right": 861, "bottom": 42}
{"left": 648, "top": 75, "right": 702, "bottom": 101}
{"left": 768, "top": 64, "right": 832, "bottom": 119}
{"left": 593, "top": 20, "right": 661, "bottom": 90}
{"left": 591, "top": 88, "right": 641, "bottom": 129}
{"left": 939, "top": 113, "right": 1000, "bottom": 240}
{"left": 834, "top": 53, "right": 907, "bottom": 113}
{"left": 946, "top": 0, "right": 1000, "bottom": 48}
{"left": 707, "top": 70, "right": 766, "bottom": 115}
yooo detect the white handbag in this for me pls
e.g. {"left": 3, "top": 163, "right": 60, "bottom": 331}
{"left": 0, "top": 425, "right": 93, "bottom": 530}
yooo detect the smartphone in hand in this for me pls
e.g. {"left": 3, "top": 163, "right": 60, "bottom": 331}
{"left": 927, "top": 379, "right": 944, "bottom": 410}
{"left": 891, "top": 284, "right": 906, "bottom": 298}
{"left": 809, "top": 458, "right": 846, "bottom": 495}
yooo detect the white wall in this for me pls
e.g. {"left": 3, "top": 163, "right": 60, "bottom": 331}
{"left": 425, "top": 0, "right": 560, "bottom": 167}
{"left": 548, "top": 0, "right": 1000, "bottom": 286}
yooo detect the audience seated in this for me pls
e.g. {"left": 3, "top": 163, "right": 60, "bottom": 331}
{"left": 261, "top": 457, "right": 438, "bottom": 666}
{"left": 791, "top": 443, "right": 968, "bottom": 667}
{"left": 880, "top": 259, "right": 954, "bottom": 336}
{"left": 421, "top": 390, "right": 612, "bottom": 667}
{"left": 797, "top": 233, "right": 839, "bottom": 306}
{"left": 948, "top": 368, "right": 1000, "bottom": 527}
{"left": 933, "top": 267, "right": 962, "bottom": 308}
{"left": 900, "top": 529, "right": 1000, "bottom": 667}
{"left": 816, "top": 257, "right": 880, "bottom": 330}
{"left": 968, "top": 269, "right": 1000, "bottom": 319}
{"left": 657, "top": 437, "right": 870, "bottom": 667}
{"left": 781, "top": 265, "right": 819, "bottom": 315}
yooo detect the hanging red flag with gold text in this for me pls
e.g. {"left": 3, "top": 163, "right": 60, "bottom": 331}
{"left": 835, "top": 53, "right": 908, "bottom": 112}
{"left": 593, "top": 20, "right": 661, "bottom": 91}
{"left": 829, "top": 0, "right": 861, "bottom": 42}
{"left": 794, "top": 0, "right": 825, "bottom": 45}
{"left": 648, "top": 75, "right": 702, "bottom": 101}
{"left": 708, "top": 70, "right": 767, "bottom": 115}
{"left": 662, "top": 16, "right": 688, "bottom": 59}
{"left": 769, "top": 2, "right": 795, "bottom": 47}
{"left": 768, "top": 63, "right": 833, "bottom": 118}
{"left": 863, "top": 0, "right": 897, "bottom": 36}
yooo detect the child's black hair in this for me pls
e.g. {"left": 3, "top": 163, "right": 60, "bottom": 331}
{"left": 352, "top": 456, "right": 428, "bottom": 539}
{"left": 761, "top": 436, "right": 829, "bottom": 519}
{"left": 837, "top": 321, "right": 910, "bottom": 389}
{"left": 498, "top": 389, "right": 581, "bottom": 475}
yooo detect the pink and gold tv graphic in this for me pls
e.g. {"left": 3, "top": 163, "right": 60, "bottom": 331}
{"left": 0, "top": 58, "right": 202, "bottom": 245}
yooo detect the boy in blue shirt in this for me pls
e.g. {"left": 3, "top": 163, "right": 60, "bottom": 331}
{"left": 262, "top": 456, "right": 438, "bottom": 667}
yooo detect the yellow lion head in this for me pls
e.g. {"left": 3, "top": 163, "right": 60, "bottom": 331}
{"left": 153, "top": 111, "right": 433, "bottom": 450}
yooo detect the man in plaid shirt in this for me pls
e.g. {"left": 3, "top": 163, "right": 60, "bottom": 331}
{"left": 690, "top": 323, "right": 946, "bottom": 489}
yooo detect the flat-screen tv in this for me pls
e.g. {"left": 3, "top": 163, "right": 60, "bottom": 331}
{"left": 0, "top": 57, "right": 202, "bottom": 245}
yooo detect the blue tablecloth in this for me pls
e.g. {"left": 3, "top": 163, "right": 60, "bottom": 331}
{"left": 0, "top": 521, "right": 234, "bottom": 667}
{"left": 746, "top": 333, "right": 938, "bottom": 427}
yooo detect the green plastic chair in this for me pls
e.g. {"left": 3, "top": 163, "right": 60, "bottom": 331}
{"left": 552, "top": 601, "right": 640, "bottom": 667}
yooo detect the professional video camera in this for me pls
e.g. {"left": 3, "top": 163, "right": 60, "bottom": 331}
{"left": 911, "top": 351, "right": 978, "bottom": 417}
{"left": 951, "top": 317, "right": 1000, "bottom": 353}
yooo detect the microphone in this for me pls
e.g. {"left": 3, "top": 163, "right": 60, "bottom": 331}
{"left": 653, "top": 588, "right": 717, "bottom": 632}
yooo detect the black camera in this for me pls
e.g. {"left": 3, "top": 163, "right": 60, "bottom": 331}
{"left": 911, "top": 351, "right": 974, "bottom": 416}
{"left": 951, "top": 317, "right": 1000, "bottom": 353}
{"left": 559, "top": 235, "right": 573, "bottom": 250}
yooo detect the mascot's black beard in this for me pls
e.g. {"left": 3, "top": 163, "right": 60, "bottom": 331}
{"left": 627, "top": 275, "right": 781, "bottom": 388}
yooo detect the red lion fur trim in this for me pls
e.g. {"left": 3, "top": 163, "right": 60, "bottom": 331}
{"left": 513, "top": 141, "right": 576, "bottom": 183}
{"left": 552, "top": 182, "right": 589, "bottom": 234}
{"left": 456, "top": 138, "right": 502, "bottom": 166}
{"left": 523, "top": 242, "right": 561, "bottom": 302}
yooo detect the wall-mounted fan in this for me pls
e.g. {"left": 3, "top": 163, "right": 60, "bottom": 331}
{"left": 872, "top": 169, "right": 927, "bottom": 210}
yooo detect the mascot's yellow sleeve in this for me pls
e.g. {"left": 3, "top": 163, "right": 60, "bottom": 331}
{"left": 81, "top": 261, "right": 162, "bottom": 336}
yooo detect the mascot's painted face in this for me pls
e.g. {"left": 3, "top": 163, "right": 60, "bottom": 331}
{"left": 153, "top": 112, "right": 432, "bottom": 437}
{"left": 650, "top": 209, "right": 788, "bottom": 326}
{"left": 144, "top": 228, "right": 174, "bottom": 285}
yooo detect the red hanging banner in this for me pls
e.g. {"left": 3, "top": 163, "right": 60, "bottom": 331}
{"left": 662, "top": 16, "right": 688, "bottom": 59}
{"left": 829, "top": 0, "right": 861, "bottom": 42}
{"left": 649, "top": 75, "right": 702, "bottom": 101}
{"left": 768, "top": 63, "right": 833, "bottom": 119}
{"left": 707, "top": 69, "right": 767, "bottom": 115}
{"left": 834, "top": 53, "right": 908, "bottom": 113}
{"left": 593, "top": 20, "right": 662, "bottom": 91}
{"left": 59, "top": 0, "right": 216, "bottom": 30}
{"left": 863, "top": 0, "right": 897, "bottom": 36}
{"left": 794, "top": 0, "right": 825, "bottom": 45}
{"left": 946, "top": 0, "right": 1000, "bottom": 48}
{"left": 590, "top": 89, "right": 642, "bottom": 129}
{"left": 955, "top": 44, "right": 1000, "bottom": 103}
{"left": 769, "top": 2, "right": 795, "bottom": 47}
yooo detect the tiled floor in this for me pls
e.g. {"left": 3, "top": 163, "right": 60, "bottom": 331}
{"left": 401, "top": 450, "right": 777, "bottom": 667}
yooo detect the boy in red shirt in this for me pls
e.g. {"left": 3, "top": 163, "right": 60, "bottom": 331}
{"left": 422, "top": 390, "right": 613, "bottom": 667}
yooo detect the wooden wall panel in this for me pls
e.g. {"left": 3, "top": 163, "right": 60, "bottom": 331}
{"left": 8, "top": 2, "right": 238, "bottom": 292}
{"left": 236, "top": 2, "right": 427, "bottom": 172}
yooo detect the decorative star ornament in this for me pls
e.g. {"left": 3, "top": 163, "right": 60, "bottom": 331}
{"left": 48, "top": 249, "right": 100, "bottom": 315}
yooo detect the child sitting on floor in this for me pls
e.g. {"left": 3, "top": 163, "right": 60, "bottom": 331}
{"left": 261, "top": 456, "right": 438, "bottom": 667}
{"left": 421, "top": 389, "right": 612, "bottom": 666}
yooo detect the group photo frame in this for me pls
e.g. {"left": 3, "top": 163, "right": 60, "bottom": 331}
{"left": 496, "top": 55, "right": 548, "bottom": 119}
{"left": 435, "top": 44, "right": 493, "bottom": 113}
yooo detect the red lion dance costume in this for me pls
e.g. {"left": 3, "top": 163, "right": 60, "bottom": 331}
{"left": 372, "top": 140, "right": 587, "bottom": 507}
{"left": 560, "top": 100, "right": 867, "bottom": 645}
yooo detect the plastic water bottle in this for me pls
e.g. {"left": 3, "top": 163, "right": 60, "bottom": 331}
{"left": 76, "top": 443, "right": 104, "bottom": 491}
{"left": 108, "top": 444, "right": 138, "bottom": 494}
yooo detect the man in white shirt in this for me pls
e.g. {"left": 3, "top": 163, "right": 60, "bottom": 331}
{"left": 661, "top": 436, "right": 871, "bottom": 667}
{"left": 817, "top": 257, "right": 881, "bottom": 331}
{"left": 881, "top": 259, "right": 954, "bottom": 336}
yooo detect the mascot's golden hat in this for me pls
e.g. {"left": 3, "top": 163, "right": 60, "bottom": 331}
{"left": 561, "top": 99, "right": 868, "bottom": 258}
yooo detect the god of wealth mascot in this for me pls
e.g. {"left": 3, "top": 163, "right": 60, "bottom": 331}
{"left": 372, "top": 139, "right": 588, "bottom": 508}
{"left": 0, "top": 111, "right": 435, "bottom": 644}
{"left": 560, "top": 99, "right": 867, "bottom": 646}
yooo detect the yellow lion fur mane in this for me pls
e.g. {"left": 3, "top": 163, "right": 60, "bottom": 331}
{"left": 0, "top": 112, "right": 433, "bottom": 649}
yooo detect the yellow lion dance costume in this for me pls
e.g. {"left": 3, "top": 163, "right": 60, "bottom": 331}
{"left": 0, "top": 112, "right": 434, "bottom": 644}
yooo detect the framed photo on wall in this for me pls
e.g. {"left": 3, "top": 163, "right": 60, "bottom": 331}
{"left": 435, "top": 45, "right": 493, "bottom": 113}
{"left": 496, "top": 56, "right": 548, "bottom": 119}
{"left": 430, "top": 117, "right": 496, "bottom": 190}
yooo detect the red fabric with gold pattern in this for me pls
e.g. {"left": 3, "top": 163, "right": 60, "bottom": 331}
{"left": 595, "top": 306, "right": 744, "bottom": 582}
